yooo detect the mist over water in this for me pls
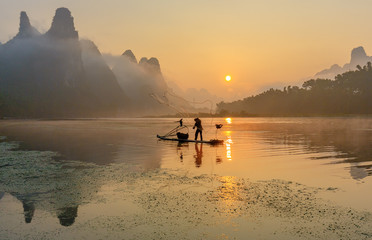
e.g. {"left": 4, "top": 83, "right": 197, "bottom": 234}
{"left": 1, "top": 117, "right": 372, "bottom": 239}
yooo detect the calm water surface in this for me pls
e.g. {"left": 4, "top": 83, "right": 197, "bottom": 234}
{"left": 161, "top": 117, "right": 372, "bottom": 210}
{"left": 1, "top": 117, "right": 372, "bottom": 239}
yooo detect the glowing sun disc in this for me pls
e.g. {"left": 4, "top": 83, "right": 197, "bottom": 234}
{"left": 225, "top": 75, "right": 231, "bottom": 82}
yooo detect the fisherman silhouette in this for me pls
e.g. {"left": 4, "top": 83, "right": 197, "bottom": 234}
{"left": 193, "top": 118, "right": 203, "bottom": 141}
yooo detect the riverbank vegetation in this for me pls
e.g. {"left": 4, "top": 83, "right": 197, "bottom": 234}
{"left": 217, "top": 63, "right": 372, "bottom": 116}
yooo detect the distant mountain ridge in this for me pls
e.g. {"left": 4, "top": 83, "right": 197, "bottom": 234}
{"left": 46, "top": 8, "right": 78, "bottom": 39}
{"left": 314, "top": 46, "right": 372, "bottom": 79}
{"left": 0, "top": 8, "right": 195, "bottom": 117}
{"left": 112, "top": 49, "right": 197, "bottom": 115}
{"left": 0, "top": 8, "right": 129, "bottom": 117}
{"left": 16, "top": 11, "right": 40, "bottom": 39}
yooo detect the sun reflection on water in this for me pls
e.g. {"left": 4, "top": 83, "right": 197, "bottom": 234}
{"left": 218, "top": 176, "right": 242, "bottom": 201}
{"left": 214, "top": 176, "right": 243, "bottom": 214}
{"left": 223, "top": 118, "right": 233, "bottom": 161}
{"left": 226, "top": 136, "right": 233, "bottom": 161}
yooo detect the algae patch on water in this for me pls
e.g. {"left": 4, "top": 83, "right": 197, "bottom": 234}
{"left": 0, "top": 140, "right": 372, "bottom": 239}
{"left": 0, "top": 141, "right": 107, "bottom": 217}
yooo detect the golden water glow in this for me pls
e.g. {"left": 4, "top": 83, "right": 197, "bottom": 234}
{"left": 216, "top": 176, "right": 243, "bottom": 209}
{"left": 225, "top": 75, "right": 231, "bottom": 82}
{"left": 225, "top": 118, "right": 232, "bottom": 124}
{"left": 226, "top": 136, "right": 233, "bottom": 161}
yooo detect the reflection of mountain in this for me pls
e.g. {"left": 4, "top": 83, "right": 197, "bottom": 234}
{"left": 0, "top": 119, "right": 164, "bottom": 226}
{"left": 314, "top": 46, "right": 372, "bottom": 79}
{"left": 10, "top": 192, "right": 78, "bottom": 226}
{"left": 12, "top": 193, "right": 35, "bottom": 223}
{"left": 0, "top": 142, "right": 100, "bottom": 227}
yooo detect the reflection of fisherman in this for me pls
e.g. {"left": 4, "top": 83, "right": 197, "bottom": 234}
{"left": 177, "top": 142, "right": 184, "bottom": 162}
{"left": 193, "top": 118, "right": 203, "bottom": 141}
{"left": 194, "top": 143, "right": 203, "bottom": 167}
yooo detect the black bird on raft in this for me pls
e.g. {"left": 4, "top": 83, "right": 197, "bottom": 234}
{"left": 215, "top": 124, "right": 223, "bottom": 129}
{"left": 214, "top": 124, "right": 223, "bottom": 139}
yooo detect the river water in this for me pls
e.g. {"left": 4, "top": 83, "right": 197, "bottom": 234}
{"left": 0, "top": 118, "right": 372, "bottom": 239}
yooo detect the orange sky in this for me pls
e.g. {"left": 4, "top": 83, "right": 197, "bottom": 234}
{"left": 1, "top": 0, "right": 372, "bottom": 100}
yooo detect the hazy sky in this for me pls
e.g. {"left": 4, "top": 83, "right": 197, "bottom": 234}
{"left": 1, "top": 0, "right": 372, "bottom": 100}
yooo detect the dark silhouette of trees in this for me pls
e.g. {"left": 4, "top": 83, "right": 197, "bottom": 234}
{"left": 217, "top": 62, "right": 372, "bottom": 116}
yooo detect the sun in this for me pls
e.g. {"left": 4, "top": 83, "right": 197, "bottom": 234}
{"left": 225, "top": 75, "right": 231, "bottom": 82}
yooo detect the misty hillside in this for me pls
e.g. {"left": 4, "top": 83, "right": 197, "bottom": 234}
{"left": 217, "top": 62, "right": 372, "bottom": 116}
{"left": 0, "top": 8, "right": 129, "bottom": 117}
{"left": 0, "top": 8, "right": 196, "bottom": 118}
{"left": 314, "top": 46, "right": 372, "bottom": 79}
{"left": 111, "top": 50, "right": 198, "bottom": 116}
